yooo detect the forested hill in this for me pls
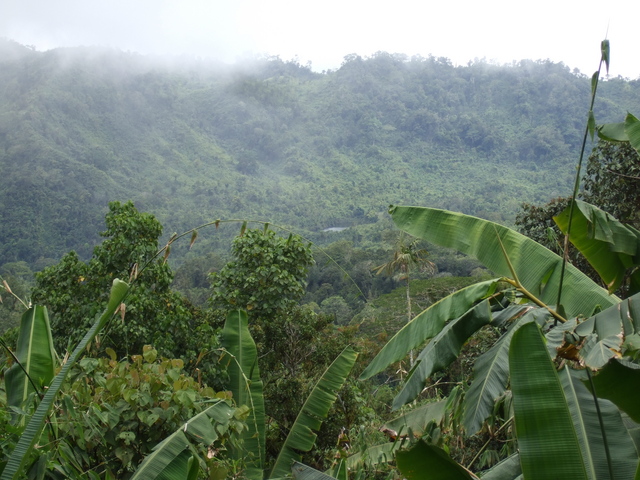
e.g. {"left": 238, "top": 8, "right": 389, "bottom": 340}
{"left": 2, "top": 38, "right": 640, "bottom": 268}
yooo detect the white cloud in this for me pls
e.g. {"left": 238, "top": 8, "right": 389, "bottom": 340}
{"left": 0, "top": 0, "right": 638, "bottom": 78}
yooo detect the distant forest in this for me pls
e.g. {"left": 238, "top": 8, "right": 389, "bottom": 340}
{"left": 1, "top": 38, "right": 640, "bottom": 269}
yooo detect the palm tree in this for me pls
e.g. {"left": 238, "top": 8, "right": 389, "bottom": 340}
{"left": 374, "top": 234, "right": 435, "bottom": 366}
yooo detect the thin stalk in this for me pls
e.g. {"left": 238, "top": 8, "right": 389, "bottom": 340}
{"left": 466, "top": 417, "right": 514, "bottom": 470}
{"left": 556, "top": 40, "right": 609, "bottom": 319}
{"left": 585, "top": 368, "right": 614, "bottom": 480}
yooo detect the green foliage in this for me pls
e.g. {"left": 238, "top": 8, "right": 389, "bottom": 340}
{"left": 209, "top": 228, "right": 314, "bottom": 320}
{"left": 31, "top": 201, "right": 211, "bottom": 364}
{"left": 53, "top": 348, "right": 237, "bottom": 478}
{"left": 3, "top": 41, "right": 640, "bottom": 270}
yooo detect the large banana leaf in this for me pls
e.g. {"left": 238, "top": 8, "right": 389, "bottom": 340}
{"left": 360, "top": 279, "right": 500, "bottom": 380}
{"left": 131, "top": 400, "right": 235, "bottom": 480}
{"left": 560, "top": 367, "right": 638, "bottom": 480}
{"left": 392, "top": 298, "right": 496, "bottom": 409}
{"left": 600, "top": 113, "right": 640, "bottom": 155}
{"left": 395, "top": 440, "right": 475, "bottom": 480}
{"left": 509, "top": 322, "right": 588, "bottom": 479}
{"left": 221, "top": 310, "right": 265, "bottom": 480}
{"left": 463, "top": 308, "right": 550, "bottom": 435}
{"left": 1, "top": 279, "right": 129, "bottom": 480}
{"left": 269, "top": 346, "right": 358, "bottom": 478}
{"left": 554, "top": 200, "right": 640, "bottom": 294}
{"left": 389, "top": 205, "right": 617, "bottom": 317}
{"left": 4, "top": 306, "right": 56, "bottom": 411}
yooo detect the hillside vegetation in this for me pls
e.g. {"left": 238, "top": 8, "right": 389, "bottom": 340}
{"left": 1, "top": 38, "right": 640, "bottom": 268}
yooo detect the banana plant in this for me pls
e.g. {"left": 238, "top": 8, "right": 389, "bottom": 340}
{"left": 361, "top": 205, "right": 640, "bottom": 479}
{"left": 1, "top": 279, "right": 129, "bottom": 480}
{"left": 132, "top": 310, "right": 357, "bottom": 479}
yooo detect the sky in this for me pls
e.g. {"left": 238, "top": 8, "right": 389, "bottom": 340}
{"left": 1, "top": 0, "right": 638, "bottom": 79}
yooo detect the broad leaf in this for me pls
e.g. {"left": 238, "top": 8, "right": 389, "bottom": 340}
{"left": 2, "top": 279, "right": 129, "bottom": 480}
{"left": 393, "top": 298, "right": 497, "bottom": 409}
{"left": 626, "top": 113, "right": 640, "bottom": 156}
{"left": 345, "top": 442, "right": 406, "bottom": 470}
{"left": 478, "top": 453, "right": 521, "bottom": 480}
{"left": 389, "top": 205, "right": 616, "bottom": 317}
{"left": 554, "top": 200, "right": 640, "bottom": 293}
{"left": 131, "top": 400, "right": 235, "bottom": 480}
{"left": 509, "top": 322, "right": 588, "bottom": 479}
{"left": 463, "top": 308, "right": 550, "bottom": 435}
{"left": 385, "top": 399, "right": 446, "bottom": 437}
{"left": 597, "top": 122, "right": 628, "bottom": 142}
{"left": 221, "top": 310, "right": 265, "bottom": 479}
{"left": 587, "top": 359, "right": 640, "bottom": 423}
{"left": 560, "top": 368, "right": 638, "bottom": 480}
{"left": 291, "top": 462, "right": 338, "bottom": 480}
{"left": 396, "top": 440, "right": 475, "bottom": 480}
{"left": 5, "top": 306, "right": 56, "bottom": 412}
{"left": 270, "top": 346, "right": 357, "bottom": 479}
{"left": 360, "top": 279, "right": 500, "bottom": 380}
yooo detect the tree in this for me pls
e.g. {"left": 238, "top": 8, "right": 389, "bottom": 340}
{"left": 209, "top": 227, "right": 314, "bottom": 325}
{"left": 374, "top": 234, "right": 434, "bottom": 366}
{"left": 31, "top": 201, "right": 211, "bottom": 363}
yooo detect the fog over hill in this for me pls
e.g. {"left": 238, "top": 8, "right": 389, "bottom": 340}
{"left": 1, "top": 39, "right": 640, "bottom": 268}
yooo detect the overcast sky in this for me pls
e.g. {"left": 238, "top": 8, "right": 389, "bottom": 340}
{"left": 1, "top": 0, "right": 638, "bottom": 79}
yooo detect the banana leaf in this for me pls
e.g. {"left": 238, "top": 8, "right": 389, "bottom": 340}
{"left": 360, "top": 279, "right": 500, "bottom": 381}
{"left": 345, "top": 442, "right": 406, "bottom": 471}
{"left": 554, "top": 200, "right": 640, "bottom": 294}
{"left": 395, "top": 440, "right": 475, "bottom": 480}
{"left": 269, "top": 346, "right": 357, "bottom": 478}
{"left": 389, "top": 205, "right": 617, "bottom": 317}
{"left": 463, "top": 308, "right": 550, "bottom": 435}
{"left": 131, "top": 400, "right": 235, "bottom": 480}
{"left": 221, "top": 310, "right": 265, "bottom": 479}
{"left": 384, "top": 399, "right": 446, "bottom": 437}
{"left": 587, "top": 358, "right": 640, "bottom": 423}
{"left": 291, "top": 462, "right": 338, "bottom": 480}
{"left": 5, "top": 306, "right": 56, "bottom": 412}
{"left": 1, "top": 279, "right": 129, "bottom": 480}
{"left": 478, "top": 454, "right": 521, "bottom": 480}
{"left": 627, "top": 113, "right": 640, "bottom": 155}
{"left": 560, "top": 368, "right": 638, "bottom": 480}
{"left": 392, "top": 298, "right": 495, "bottom": 409}
{"left": 509, "top": 322, "right": 588, "bottom": 479}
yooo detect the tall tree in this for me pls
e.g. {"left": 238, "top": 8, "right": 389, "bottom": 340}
{"left": 31, "top": 201, "right": 209, "bottom": 361}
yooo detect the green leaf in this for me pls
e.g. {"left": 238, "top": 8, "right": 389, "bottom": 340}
{"left": 463, "top": 308, "right": 550, "bottom": 435}
{"left": 509, "top": 322, "right": 588, "bottom": 479}
{"left": 587, "top": 359, "right": 640, "bottom": 423}
{"left": 291, "top": 462, "right": 338, "bottom": 480}
{"left": 131, "top": 400, "right": 235, "bottom": 480}
{"left": 360, "top": 279, "right": 500, "bottom": 380}
{"left": 2, "top": 279, "right": 129, "bottom": 480}
{"left": 626, "top": 113, "right": 640, "bottom": 156}
{"left": 385, "top": 399, "right": 446, "bottom": 437}
{"left": 396, "top": 440, "right": 474, "bottom": 480}
{"left": 389, "top": 205, "right": 616, "bottom": 317}
{"left": 4, "top": 306, "right": 56, "bottom": 412}
{"left": 554, "top": 200, "right": 640, "bottom": 294}
{"left": 588, "top": 110, "right": 596, "bottom": 142}
{"left": 478, "top": 453, "right": 521, "bottom": 480}
{"left": 221, "top": 310, "right": 265, "bottom": 479}
{"left": 601, "top": 39, "right": 610, "bottom": 75}
{"left": 560, "top": 367, "right": 638, "bottom": 480}
{"left": 270, "top": 346, "right": 357, "bottom": 479}
{"left": 345, "top": 442, "right": 407, "bottom": 470}
{"left": 597, "top": 122, "right": 628, "bottom": 142}
{"left": 392, "top": 298, "right": 494, "bottom": 409}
